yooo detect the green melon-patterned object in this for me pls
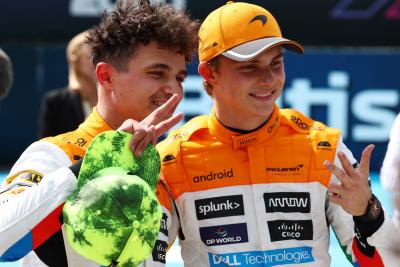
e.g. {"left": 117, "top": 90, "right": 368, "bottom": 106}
{"left": 63, "top": 131, "right": 162, "bottom": 267}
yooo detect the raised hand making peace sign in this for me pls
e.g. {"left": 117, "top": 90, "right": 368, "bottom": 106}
{"left": 118, "top": 94, "right": 183, "bottom": 157}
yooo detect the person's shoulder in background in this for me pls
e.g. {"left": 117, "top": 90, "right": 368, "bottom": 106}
{"left": 43, "top": 87, "right": 80, "bottom": 103}
{"left": 38, "top": 87, "right": 85, "bottom": 139}
{"left": 381, "top": 113, "right": 400, "bottom": 192}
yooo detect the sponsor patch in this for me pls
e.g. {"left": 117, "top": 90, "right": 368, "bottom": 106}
{"left": 162, "top": 154, "right": 176, "bottom": 164}
{"left": 152, "top": 240, "right": 167, "bottom": 263}
{"left": 264, "top": 192, "right": 310, "bottom": 213}
{"left": 317, "top": 141, "right": 332, "bottom": 149}
{"left": 6, "top": 171, "right": 43, "bottom": 185}
{"left": 201, "top": 41, "right": 218, "bottom": 53}
{"left": 235, "top": 134, "right": 259, "bottom": 148}
{"left": 74, "top": 137, "right": 88, "bottom": 147}
{"left": 159, "top": 213, "right": 168, "bottom": 236}
{"left": 268, "top": 220, "right": 313, "bottom": 242}
{"left": 195, "top": 195, "right": 244, "bottom": 220}
{"left": 192, "top": 168, "right": 234, "bottom": 183}
{"left": 265, "top": 165, "right": 303, "bottom": 176}
{"left": 200, "top": 223, "right": 248, "bottom": 246}
{"left": 267, "top": 115, "right": 279, "bottom": 133}
{"left": 290, "top": 115, "right": 324, "bottom": 131}
{"left": 249, "top": 15, "right": 267, "bottom": 26}
{"left": 208, "top": 246, "right": 315, "bottom": 266}
{"left": 0, "top": 186, "right": 30, "bottom": 207}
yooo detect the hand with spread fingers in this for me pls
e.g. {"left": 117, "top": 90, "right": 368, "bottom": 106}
{"left": 117, "top": 94, "right": 183, "bottom": 157}
{"left": 324, "top": 144, "right": 374, "bottom": 216}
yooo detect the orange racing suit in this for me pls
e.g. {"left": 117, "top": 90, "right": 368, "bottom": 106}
{"left": 156, "top": 105, "right": 400, "bottom": 267}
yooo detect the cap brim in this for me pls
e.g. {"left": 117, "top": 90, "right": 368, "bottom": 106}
{"left": 222, "top": 37, "right": 304, "bottom": 62}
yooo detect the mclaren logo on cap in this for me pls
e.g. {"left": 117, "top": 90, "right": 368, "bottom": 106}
{"left": 249, "top": 15, "right": 267, "bottom": 26}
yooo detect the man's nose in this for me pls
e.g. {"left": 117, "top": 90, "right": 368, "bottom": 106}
{"left": 259, "top": 67, "right": 276, "bottom": 86}
{"left": 164, "top": 79, "right": 183, "bottom": 95}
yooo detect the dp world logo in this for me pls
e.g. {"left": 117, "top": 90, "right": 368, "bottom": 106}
{"left": 200, "top": 223, "right": 248, "bottom": 247}
{"left": 215, "top": 227, "right": 228, "bottom": 238}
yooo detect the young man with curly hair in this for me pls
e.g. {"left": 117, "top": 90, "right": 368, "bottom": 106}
{"left": 0, "top": 0, "right": 198, "bottom": 266}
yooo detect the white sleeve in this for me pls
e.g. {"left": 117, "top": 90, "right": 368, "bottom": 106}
{"left": 326, "top": 138, "right": 358, "bottom": 259}
{"left": 380, "top": 113, "right": 400, "bottom": 192}
{"left": 0, "top": 141, "right": 77, "bottom": 259}
{"left": 367, "top": 212, "right": 400, "bottom": 265}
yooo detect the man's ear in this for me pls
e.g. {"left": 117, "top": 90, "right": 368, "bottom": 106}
{"left": 198, "top": 62, "right": 217, "bottom": 86}
{"left": 95, "top": 62, "right": 113, "bottom": 91}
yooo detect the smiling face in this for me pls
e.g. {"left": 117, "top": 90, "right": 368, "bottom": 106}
{"left": 97, "top": 41, "right": 187, "bottom": 127}
{"left": 207, "top": 46, "right": 285, "bottom": 130}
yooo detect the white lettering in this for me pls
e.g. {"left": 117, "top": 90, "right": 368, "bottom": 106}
{"left": 282, "top": 232, "right": 301, "bottom": 238}
{"left": 199, "top": 199, "right": 240, "bottom": 215}
{"left": 69, "top": 0, "right": 115, "bottom": 17}
{"left": 352, "top": 90, "right": 398, "bottom": 141}
{"left": 206, "top": 236, "right": 242, "bottom": 245}
{"left": 69, "top": 0, "right": 187, "bottom": 17}
{"left": 268, "top": 197, "right": 308, "bottom": 208}
{"left": 157, "top": 253, "right": 165, "bottom": 261}
{"left": 160, "top": 218, "right": 167, "bottom": 229}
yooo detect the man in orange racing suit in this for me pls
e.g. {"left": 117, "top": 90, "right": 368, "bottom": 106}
{"left": 0, "top": 0, "right": 198, "bottom": 266}
{"left": 156, "top": 2, "right": 400, "bottom": 266}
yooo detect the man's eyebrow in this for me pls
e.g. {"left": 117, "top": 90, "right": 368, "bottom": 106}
{"left": 145, "top": 63, "right": 172, "bottom": 70}
{"left": 146, "top": 63, "right": 187, "bottom": 77}
{"left": 274, "top": 51, "right": 284, "bottom": 59}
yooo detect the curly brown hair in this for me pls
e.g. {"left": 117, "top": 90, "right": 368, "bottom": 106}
{"left": 87, "top": 0, "right": 199, "bottom": 70}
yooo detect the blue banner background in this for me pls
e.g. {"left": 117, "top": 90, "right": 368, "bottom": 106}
{"left": 0, "top": 46, "right": 399, "bottom": 170}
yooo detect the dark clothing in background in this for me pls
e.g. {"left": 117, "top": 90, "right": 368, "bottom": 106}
{"left": 38, "top": 88, "right": 85, "bottom": 138}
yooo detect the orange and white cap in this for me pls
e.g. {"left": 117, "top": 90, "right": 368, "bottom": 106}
{"left": 198, "top": 1, "right": 304, "bottom": 62}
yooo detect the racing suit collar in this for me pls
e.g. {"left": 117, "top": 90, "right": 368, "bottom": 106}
{"left": 77, "top": 107, "right": 113, "bottom": 138}
{"left": 208, "top": 104, "right": 281, "bottom": 148}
